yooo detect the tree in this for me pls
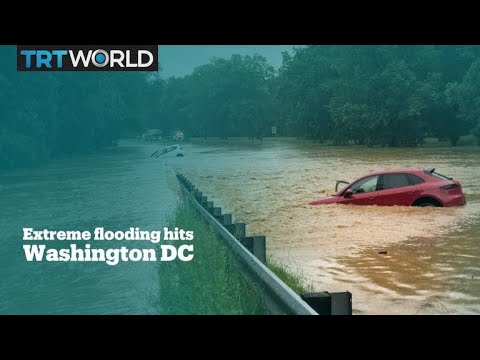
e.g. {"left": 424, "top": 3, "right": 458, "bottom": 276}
{"left": 446, "top": 59, "right": 480, "bottom": 144}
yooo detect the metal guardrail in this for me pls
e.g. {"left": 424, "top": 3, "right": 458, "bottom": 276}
{"left": 177, "top": 174, "right": 352, "bottom": 315}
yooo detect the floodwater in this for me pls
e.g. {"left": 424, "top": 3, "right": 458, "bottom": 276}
{"left": 176, "top": 139, "right": 480, "bottom": 314}
{"left": 1, "top": 139, "right": 478, "bottom": 314}
{"left": 0, "top": 141, "right": 178, "bottom": 314}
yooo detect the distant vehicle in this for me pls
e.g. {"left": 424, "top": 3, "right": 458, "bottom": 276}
{"left": 174, "top": 130, "right": 185, "bottom": 141}
{"left": 150, "top": 144, "right": 184, "bottom": 158}
{"left": 309, "top": 168, "right": 466, "bottom": 207}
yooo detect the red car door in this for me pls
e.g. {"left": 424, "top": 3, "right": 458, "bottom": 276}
{"left": 341, "top": 190, "right": 380, "bottom": 205}
{"left": 377, "top": 173, "right": 420, "bottom": 206}
{"left": 341, "top": 175, "right": 379, "bottom": 206}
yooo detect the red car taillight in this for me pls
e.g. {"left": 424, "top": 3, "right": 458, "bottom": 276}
{"left": 440, "top": 184, "right": 459, "bottom": 191}
{"left": 440, "top": 181, "right": 462, "bottom": 192}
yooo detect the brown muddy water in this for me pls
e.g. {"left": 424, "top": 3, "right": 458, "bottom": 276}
{"left": 175, "top": 139, "right": 480, "bottom": 314}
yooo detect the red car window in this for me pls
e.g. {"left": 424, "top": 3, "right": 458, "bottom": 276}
{"left": 351, "top": 175, "right": 379, "bottom": 194}
{"left": 406, "top": 174, "right": 424, "bottom": 185}
{"left": 381, "top": 174, "right": 410, "bottom": 190}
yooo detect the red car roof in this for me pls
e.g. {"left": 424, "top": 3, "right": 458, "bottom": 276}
{"left": 364, "top": 168, "right": 426, "bottom": 176}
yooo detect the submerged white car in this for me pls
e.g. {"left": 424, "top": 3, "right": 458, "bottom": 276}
{"left": 151, "top": 144, "right": 185, "bottom": 158}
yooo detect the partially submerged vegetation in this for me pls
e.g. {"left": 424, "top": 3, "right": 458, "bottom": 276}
{"left": 158, "top": 205, "right": 267, "bottom": 314}
{"left": 158, "top": 201, "right": 318, "bottom": 314}
{"left": 267, "top": 256, "right": 315, "bottom": 295}
{"left": 159, "top": 197, "right": 313, "bottom": 314}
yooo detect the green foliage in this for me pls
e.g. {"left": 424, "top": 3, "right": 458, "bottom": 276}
{"left": 2, "top": 45, "right": 480, "bottom": 170}
{"left": 141, "top": 45, "right": 480, "bottom": 148}
{"left": 158, "top": 205, "right": 267, "bottom": 314}
{"left": 181, "top": 54, "right": 275, "bottom": 139}
{"left": 458, "top": 134, "right": 477, "bottom": 146}
{"left": 267, "top": 256, "right": 314, "bottom": 295}
{"left": 0, "top": 47, "right": 156, "bottom": 170}
{"left": 275, "top": 45, "right": 480, "bottom": 146}
{"left": 446, "top": 59, "right": 480, "bottom": 144}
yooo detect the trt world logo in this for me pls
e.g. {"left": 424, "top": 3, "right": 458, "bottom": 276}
{"left": 17, "top": 45, "right": 158, "bottom": 72}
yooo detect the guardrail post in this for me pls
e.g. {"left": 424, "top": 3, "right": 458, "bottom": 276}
{"left": 206, "top": 201, "right": 214, "bottom": 213}
{"left": 225, "top": 222, "right": 245, "bottom": 240}
{"left": 301, "top": 292, "right": 332, "bottom": 315}
{"left": 253, "top": 236, "right": 266, "bottom": 264}
{"left": 233, "top": 223, "right": 246, "bottom": 239}
{"left": 331, "top": 292, "right": 352, "bottom": 315}
{"left": 240, "top": 236, "right": 266, "bottom": 264}
{"left": 301, "top": 292, "right": 352, "bottom": 315}
{"left": 240, "top": 237, "right": 254, "bottom": 253}
{"left": 221, "top": 214, "right": 232, "bottom": 226}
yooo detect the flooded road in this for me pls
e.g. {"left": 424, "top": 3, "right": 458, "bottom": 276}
{"left": 1, "top": 138, "right": 478, "bottom": 314}
{"left": 176, "top": 139, "right": 480, "bottom": 314}
{"left": 0, "top": 141, "right": 178, "bottom": 314}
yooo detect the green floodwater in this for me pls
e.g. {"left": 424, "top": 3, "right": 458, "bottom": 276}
{"left": 0, "top": 140, "right": 179, "bottom": 314}
{"left": 1, "top": 138, "right": 480, "bottom": 314}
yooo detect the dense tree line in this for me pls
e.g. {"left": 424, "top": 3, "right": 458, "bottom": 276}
{"left": 2, "top": 45, "right": 480, "bottom": 170}
{"left": 143, "top": 46, "right": 480, "bottom": 147}
{"left": 274, "top": 46, "right": 480, "bottom": 146}
{"left": 0, "top": 46, "right": 151, "bottom": 169}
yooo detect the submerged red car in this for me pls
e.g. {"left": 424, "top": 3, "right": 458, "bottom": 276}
{"left": 309, "top": 168, "right": 466, "bottom": 207}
